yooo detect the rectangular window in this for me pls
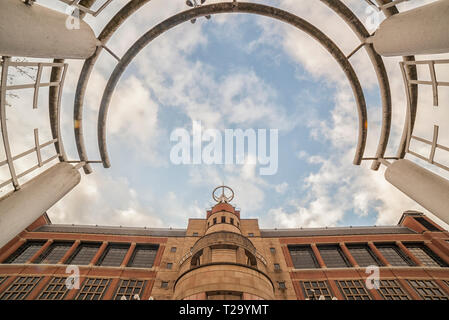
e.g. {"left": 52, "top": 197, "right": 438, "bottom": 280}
{"left": 230, "top": 218, "right": 234, "bottom": 225}
{"left": 113, "top": 279, "right": 146, "bottom": 300}
{"left": 415, "top": 217, "right": 440, "bottom": 231}
{"left": 171, "top": 247, "right": 177, "bottom": 253}
{"left": 213, "top": 218, "right": 217, "bottom": 225}
{"left": 193, "top": 232, "right": 198, "bottom": 237}
{"left": 300, "top": 281, "right": 333, "bottom": 300}
{"left": 278, "top": 281, "right": 286, "bottom": 289}
{"left": 127, "top": 245, "right": 158, "bottom": 268}
{"left": 376, "top": 244, "right": 414, "bottom": 267}
{"left": 97, "top": 244, "right": 130, "bottom": 267}
{"left": 405, "top": 244, "right": 447, "bottom": 267}
{"left": 221, "top": 216, "right": 226, "bottom": 223}
{"left": 167, "top": 262, "right": 173, "bottom": 269}
{"left": 38, "top": 277, "right": 69, "bottom": 300}
{"left": 337, "top": 280, "right": 371, "bottom": 300}
{"left": 274, "top": 263, "right": 280, "bottom": 270}
{"left": 270, "top": 247, "right": 276, "bottom": 254}
{"left": 66, "top": 242, "right": 101, "bottom": 265}
{"left": 75, "top": 278, "right": 110, "bottom": 300}
{"left": 318, "top": 245, "right": 350, "bottom": 268}
{"left": 408, "top": 279, "right": 449, "bottom": 300}
{"left": 34, "top": 241, "right": 74, "bottom": 264}
{"left": 288, "top": 246, "right": 319, "bottom": 269}
{"left": 161, "top": 281, "right": 169, "bottom": 289}
{"left": 377, "top": 280, "right": 410, "bottom": 300}
{"left": 4, "top": 241, "right": 45, "bottom": 264}
{"left": 248, "top": 233, "right": 254, "bottom": 237}
{"left": 0, "top": 276, "right": 41, "bottom": 300}
{"left": 346, "top": 244, "right": 382, "bottom": 267}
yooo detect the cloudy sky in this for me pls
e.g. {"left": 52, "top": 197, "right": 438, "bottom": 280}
{"left": 3, "top": 0, "right": 449, "bottom": 230}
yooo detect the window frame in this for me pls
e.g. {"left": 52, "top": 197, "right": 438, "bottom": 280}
{"left": 288, "top": 245, "right": 320, "bottom": 269}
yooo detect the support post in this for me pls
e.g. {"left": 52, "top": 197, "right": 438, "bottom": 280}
{"left": 385, "top": 159, "right": 449, "bottom": 225}
{"left": 0, "top": 0, "right": 98, "bottom": 59}
{"left": 373, "top": 0, "right": 449, "bottom": 56}
{"left": 0, "top": 163, "right": 81, "bottom": 248}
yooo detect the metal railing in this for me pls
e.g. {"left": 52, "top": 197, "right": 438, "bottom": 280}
{"left": 0, "top": 57, "right": 69, "bottom": 191}
{"left": 400, "top": 59, "right": 449, "bottom": 172}
{"left": 59, "top": 0, "right": 114, "bottom": 17}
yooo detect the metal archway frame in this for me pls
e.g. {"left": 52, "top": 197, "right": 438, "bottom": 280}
{"left": 96, "top": 1, "right": 369, "bottom": 169}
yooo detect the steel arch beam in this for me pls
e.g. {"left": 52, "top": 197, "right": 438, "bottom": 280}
{"left": 74, "top": 0, "right": 153, "bottom": 174}
{"left": 97, "top": 1, "right": 368, "bottom": 169}
{"left": 321, "top": 0, "right": 392, "bottom": 171}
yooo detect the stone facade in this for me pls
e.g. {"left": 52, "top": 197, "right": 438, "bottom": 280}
{"left": 0, "top": 202, "right": 448, "bottom": 300}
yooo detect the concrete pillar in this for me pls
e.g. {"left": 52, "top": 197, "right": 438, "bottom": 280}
{"left": 373, "top": 0, "right": 449, "bottom": 56}
{"left": 0, "top": 0, "right": 98, "bottom": 59}
{"left": 385, "top": 159, "right": 449, "bottom": 225}
{"left": 0, "top": 162, "right": 81, "bottom": 248}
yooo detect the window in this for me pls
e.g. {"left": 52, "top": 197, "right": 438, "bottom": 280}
{"left": 4, "top": 241, "right": 45, "bottom": 264}
{"left": 221, "top": 216, "right": 226, "bottom": 223}
{"left": 75, "top": 278, "right": 110, "bottom": 300}
{"left": 161, "top": 281, "right": 169, "bottom": 289}
{"left": 113, "top": 279, "right": 146, "bottom": 300}
{"left": 300, "top": 281, "right": 333, "bottom": 300}
{"left": 230, "top": 218, "right": 234, "bottom": 225}
{"left": 38, "top": 277, "right": 69, "bottom": 300}
{"left": 96, "top": 244, "right": 130, "bottom": 267}
{"left": 347, "top": 244, "right": 382, "bottom": 267}
{"left": 270, "top": 247, "right": 276, "bottom": 254}
{"left": 66, "top": 242, "right": 101, "bottom": 265}
{"left": 288, "top": 246, "right": 319, "bottom": 269}
{"left": 377, "top": 280, "right": 410, "bottom": 300}
{"left": 127, "top": 245, "right": 158, "bottom": 268}
{"left": 34, "top": 242, "right": 73, "bottom": 264}
{"left": 171, "top": 247, "right": 177, "bottom": 253}
{"left": 167, "top": 262, "right": 173, "bottom": 269}
{"left": 193, "top": 232, "right": 198, "bottom": 237}
{"left": 415, "top": 217, "right": 440, "bottom": 231}
{"left": 318, "top": 245, "right": 350, "bottom": 268}
{"left": 408, "top": 279, "right": 449, "bottom": 300}
{"left": 337, "top": 280, "right": 371, "bottom": 300}
{"left": 274, "top": 263, "right": 280, "bottom": 271}
{"left": 405, "top": 244, "right": 447, "bottom": 267}
{"left": 248, "top": 233, "right": 254, "bottom": 237}
{"left": 0, "top": 276, "right": 41, "bottom": 300}
{"left": 376, "top": 244, "right": 414, "bottom": 267}
{"left": 278, "top": 281, "right": 286, "bottom": 290}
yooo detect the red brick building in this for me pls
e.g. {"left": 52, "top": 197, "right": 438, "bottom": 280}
{"left": 0, "top": 198, "right": 448, "bottom": 300}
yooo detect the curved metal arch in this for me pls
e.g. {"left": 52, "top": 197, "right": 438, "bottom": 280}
{"left": 321, "top": 0, "right": 392, "bottom": 171}
{"left": 74, "top": 0, "right": 153, "bottom": 174}
{"left": 97, "top": 1, "right": 368, "bottom": 169}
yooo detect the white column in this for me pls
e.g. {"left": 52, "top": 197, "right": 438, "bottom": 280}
{"left": 0, "top": 163, "right": 81, "bottom": 248}
{"left": 385, "top": 159, "right": 449, "bottom": 224}
{"left": 0, "top": 0, "right": 98, "bottom": 59}
{"left": 373, "top": 0, "right": 449, "bottom": 56}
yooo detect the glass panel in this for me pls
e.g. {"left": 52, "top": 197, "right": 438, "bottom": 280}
{"left": 4, "top": 241, "right": 45, "bottom": 264}
{"left": 376, "top": 244, "right": 413, "bottom": 267}
{"left": 34, "top": 242, "right": 73, "bottom": 264}
{"left": 97, "top": 244, "right": 129, "bottom": 267}
{"left": 128, "top": 245, "right": 158, "bottom": 268}
{"left": 405, "top": 244, "right": 446, "bottom": 267}
{"left": 318, "top": 245, "right": 350, "bottom": 268}
{"left": 67, "top": 243, "right": 101, "bottom": 265}
{"left": 289, "top": 246, "right": 319, "bottom": 269}
{"left": 347, "top": 245, "right": 382, "bottom": 267}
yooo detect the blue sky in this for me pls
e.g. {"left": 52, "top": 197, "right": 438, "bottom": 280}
{"left": 17, "top": 0, "right": 447, "bottom": 230}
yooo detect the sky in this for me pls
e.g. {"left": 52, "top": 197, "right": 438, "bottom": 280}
{"left": 2, "top": 0, "right": 449, "bottom": 230}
